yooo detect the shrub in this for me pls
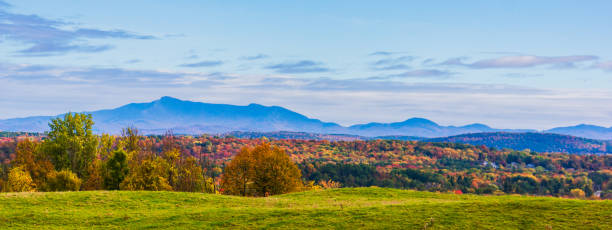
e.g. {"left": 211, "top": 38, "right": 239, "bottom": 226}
{"left": 570, "top": 188, "right": 586, "bottom": 198}
{"left": 120, "top": 158, "right": 172, "bottom": 191}
{"left": 4, "top": 166, "right": 36, "bottom": 192}
{"left": 46, "top": 170, "right": 82, "bottom": 191}
{"left": 319, "top": 179, "right": 342, "bottom": 189}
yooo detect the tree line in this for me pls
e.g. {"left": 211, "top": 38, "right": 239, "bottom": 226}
{"left": 1, "top": 113, "right": 611, "bottom": 198}
{"left": 0, "top": 113, "right": 302, "bottom": 196}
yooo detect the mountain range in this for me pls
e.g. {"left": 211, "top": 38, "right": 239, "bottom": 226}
{"left": 1, "top": 96, "right": 611, "bottom": 140}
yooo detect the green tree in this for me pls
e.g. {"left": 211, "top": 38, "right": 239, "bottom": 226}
{"left": 104, "top": 149, "right": 129, "bottom": 190}
{"left": 43, "top": 113, "right": 98, "bottom": 179}
{"left": 121, "top": 127, "right": 140, "bottom": 154}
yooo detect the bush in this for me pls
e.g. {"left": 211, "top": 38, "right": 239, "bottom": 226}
{"left": 46, "top": 170, "right": 82, "bottom": 191}
{"left": 570, "top": 188, "right": 586, "bottom": 198}
{"left": 319, "top": 179, "right": 342, "bottom": 189}
{"left": 120, "top": 158, "right": 172, "bottom": 191}
{"left": 4, "top": 166, "right": 36, "bottom": 192}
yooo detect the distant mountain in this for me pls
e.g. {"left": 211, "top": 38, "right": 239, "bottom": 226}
{"left": 224, "top": 131, "right": 425, "bottom": 142}
{"left": 224, "top": 131, "right": 366, "bottom": 141}
{"left": 428, "top": 132, "right": 612, "bottom": 154}
{"left": 345, "top": 118, "right": 533, "bottom": 137}
{"left": 0, "top": 97, "right": 344, "bottom": 134}
{"left": 546, "top": 124, "right": 612, "bottom": 140}
{"left": 0, "top": 96, "right": 611, "bottom": 140}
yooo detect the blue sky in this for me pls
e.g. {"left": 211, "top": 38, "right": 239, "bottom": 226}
{"left": 1, "top": 0, "right": 612, "bottom": 129}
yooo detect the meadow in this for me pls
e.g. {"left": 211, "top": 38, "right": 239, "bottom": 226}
{"left": 1, "top": 187, "right": 610, "bottom": 229}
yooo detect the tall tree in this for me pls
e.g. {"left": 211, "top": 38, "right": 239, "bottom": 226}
{"left": 121, "top": 127, "right": 140, "bottom": 154}
{"left": 43, "top": 113, "right": 98, "bottom": 179}
{"left": 221, "top": 147, "right": 255, "bottom": 196}
{"left": 104, "top": 149, "right": 129, "bottom": 190}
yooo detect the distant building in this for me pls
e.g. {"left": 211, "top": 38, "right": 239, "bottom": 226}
{"left": 482, "top": 161, "right": 499, "bottom": 169}
{"left": 594, "top": 190, "right": 602, "bottom": 198}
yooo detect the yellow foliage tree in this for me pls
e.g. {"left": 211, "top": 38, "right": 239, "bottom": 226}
{"left": 221, "top": 143, "right": 302, "bottom": 196}
{"left": 4, "top": 166, "right": 36, "bottom": 192}
{"left": 45, "top": 169, "right": 82, "bottom": 191}
{"left": 120, "top": 158, "right": 172, "bottom": 191}
{"left": 175, "top": 156, "right": 215, "bottom": 193}
{"left": 570, "top": 188, "right": 586, "bottom": 198}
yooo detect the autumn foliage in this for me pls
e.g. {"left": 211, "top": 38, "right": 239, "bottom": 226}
{"left": 221, "top": 143, "right": 302, "bottom": 196}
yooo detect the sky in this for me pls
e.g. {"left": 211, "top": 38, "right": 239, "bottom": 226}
{"left": 1, "top": 0, "right": 612, "bottom": 129}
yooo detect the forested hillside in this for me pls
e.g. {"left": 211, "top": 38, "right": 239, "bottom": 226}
{"left": 2, "top": 123, "right": 611, "bottom": 198}
{"left": 428, "top": 132, "right": 612, "bottom": 154}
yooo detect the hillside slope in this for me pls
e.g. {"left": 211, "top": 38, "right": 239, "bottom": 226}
{"left": 0, "top": 188, "right": 610, "bottom": 229}
{"left": 547, "top": 124, "right": 612, "bottom": 140}
{"left": 428, "top": 132, "right": 612, "bottom": 154}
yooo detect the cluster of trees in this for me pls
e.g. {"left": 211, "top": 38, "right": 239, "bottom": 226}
{"left": 0, "top": 113, "right": 215, "bottom": 193}
{"left": 0, "top": 113, "right": 304, "bottom": 197}
{"left": 1, "top": 113, "right": 611, "bottom": 199}
{"left": 300, "top": 162, "right": 612, "bottom": 198}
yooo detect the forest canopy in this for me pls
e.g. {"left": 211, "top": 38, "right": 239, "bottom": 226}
{"left": 0, "top": 113, "right": 611, "bottom": 199}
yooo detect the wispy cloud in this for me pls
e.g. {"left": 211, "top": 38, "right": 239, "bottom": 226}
{"left": 369, "top": 69, "right": 453, "bottom": 80}
{"left": 593, "top": 61, "right": 612, "bottom": 71}
{"left": 0, "top": 0, "right": 11, "bottom": 8}
{"left": 0, "top": 62, "right": 228, "bottom": 86}
{"left": 265, "top": 60, "right": 330, "bottom": 74}
{"left": 389, "top": 69, "right": 453, "bottom": 78}
{"left": 241, "top": 54, "right": 269, "bottom": 61}
{"left": 371, "top": 55, "right": 414, "bottom": 71}
{"left": 2, "top": 61, "right": 611, "bottom": 130}
{"left": 369, "top": 51, "right": 394, "bottom": 56}
{"left": 125, "top": 59, "right": 141, "bottom": 64}
{"left": 503, "top": 73, "right": 544, "bottom": 78}
{"left": 440, "top": 55, "right": 598, "bottom": 69}
{"left": 179, "top": 60, "right": 223, "bottom": 68}
{"left": 0, "top": 4, "right": 155, "bottom": 56}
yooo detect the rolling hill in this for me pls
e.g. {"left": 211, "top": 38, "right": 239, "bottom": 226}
{"left": 1, "top": 188, "right": 610, "bottom": 229}
{"left": 546, "top": 124, "right": 612, "bottom": 140}
{"left": 428, "top": 132, "right": 612, "bottom": 154}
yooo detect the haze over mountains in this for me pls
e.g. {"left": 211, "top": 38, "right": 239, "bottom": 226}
{"left": 0, "top": 96, "right": 611, "bottom": 140}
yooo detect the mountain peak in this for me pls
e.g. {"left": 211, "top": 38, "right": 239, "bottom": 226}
{"left": 158, "top": 96, "right": 182, "bottom": 103}
{"left": 399, "top": 118, "right": 438, "bottom": 126}
{"left": 462, "top": 123, "right": 491, "bottom": 129}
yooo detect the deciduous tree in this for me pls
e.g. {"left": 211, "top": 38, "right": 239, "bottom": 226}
{"left": 43, "top": 113, "right": 98, "bottom": 179}
{"left": 221, "top": 143, "right": 301, "bottom": 196}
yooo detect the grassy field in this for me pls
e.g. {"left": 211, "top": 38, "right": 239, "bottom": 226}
{"left": 0, "top": 187, "right": 610, "bottom": 229}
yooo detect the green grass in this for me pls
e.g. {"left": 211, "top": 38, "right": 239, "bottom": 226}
{"left": 0, "top": 187, "right": 610, "bottom": 229}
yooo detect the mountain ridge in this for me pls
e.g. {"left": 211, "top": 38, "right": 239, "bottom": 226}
{"left": 0, "top": 96, "right": 611, "bottom": 140}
